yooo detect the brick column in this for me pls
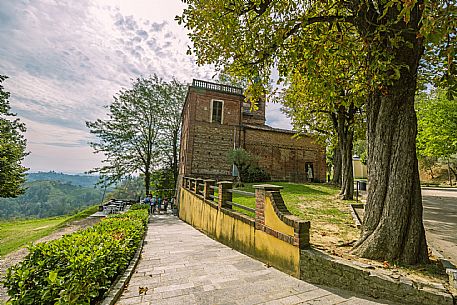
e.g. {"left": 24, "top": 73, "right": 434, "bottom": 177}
{"left": 294, "top": 221, "right": 310, "bottom": 249}
{"left": 218, "top": 181, "right": 233, "bottom": 209}
{"left": 254, "top": 184, "right": 283, "bottom": 230}
{"left": 203, "top": 179, "right": 216, "bottom": 200}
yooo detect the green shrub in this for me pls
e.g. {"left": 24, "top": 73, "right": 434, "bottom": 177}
{"left": 129, "top": 203, "right": 150, "bottom": 211}
{"left": 3, "top": 209, "right": 148, "bottom": 305}
{"left": 244, "top": 166, "right": 271, "bottom": 183}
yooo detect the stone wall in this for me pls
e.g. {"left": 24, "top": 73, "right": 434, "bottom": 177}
{"left": 243, "top": 127, "right": 326, "bottom": 182}
{"left": 300, "top": 248, "right": 455, "bottom": 305}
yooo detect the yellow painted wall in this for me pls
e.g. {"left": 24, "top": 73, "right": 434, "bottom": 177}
{"left": 179, "top": 188, "right": 300, "bottom": 277}
{"left": 264, "top": 196, "right": 294, "bottom": 236}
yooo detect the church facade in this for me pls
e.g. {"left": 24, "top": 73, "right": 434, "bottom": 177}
{"left": 178, "top": 79, "right": 326, "bottom": 182}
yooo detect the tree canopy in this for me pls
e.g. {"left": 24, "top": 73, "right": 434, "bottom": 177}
{"left": 179, "top": 0, "right": 457, "bottom": 264}
{"left": 417, "top": 89, "right": 457, "bottom": 160}
{"left": 0, "top": 75, "right": 28, "bottom": 198}
{"left": 416, "top": 89, "right": 457, "bottom": 184}
{"left": 86, "top": 75, "right": 187, "bottom": 195}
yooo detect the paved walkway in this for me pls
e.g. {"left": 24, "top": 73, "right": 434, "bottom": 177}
{"left": 422, "top": 187, "right": 457, "bottom": 266}
{"left": 117, "top": 214, "right": 391, "bottom": 305}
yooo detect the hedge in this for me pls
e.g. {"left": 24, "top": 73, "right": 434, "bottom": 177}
{"left": 3, "top": 209, "right": 148, "bottom": 305}
{"left": 129, "top": 203, "right": 150, "bottom": 211}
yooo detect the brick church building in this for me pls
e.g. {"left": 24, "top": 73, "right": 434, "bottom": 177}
{"left": 178, "top": 79, "right": 326, "bottom": 182}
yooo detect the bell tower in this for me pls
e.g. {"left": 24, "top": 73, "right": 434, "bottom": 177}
{"left": 241, "top": 98, "right": 266, "bottom": 126}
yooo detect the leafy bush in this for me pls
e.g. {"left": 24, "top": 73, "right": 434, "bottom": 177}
{"left": 3, "top": 209, "right": 148, "bottom": 305}
{"left": 244, "top": 166, "right": 271, "bottom": 183}
{"left": 129, "top": 203, "right": 150, "bottom": 211}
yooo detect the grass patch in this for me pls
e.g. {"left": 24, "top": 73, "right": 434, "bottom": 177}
{"left": 231, "top": 182, "right": 448, "bottom": 284}
{"left": 0, "top": 204, "right": 99, "bottom": 257}
{"left": 232, "top": 182, "right": 359, "bottom": 249}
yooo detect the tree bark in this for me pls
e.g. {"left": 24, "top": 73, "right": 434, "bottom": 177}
{"left": 352, "top": 2, "right": 429, "bottom": 264}
{"left": 339, "top": 130, "right": 354, "bottom": 200}
{"left": 144, "top": 170, "right": 151, "bottom": 196}
{"left": 337, "top": 105, "right": 355, "bottom": 200}
{"left": 353, "top": 85, "right": 428, "bottom": 264}
{"left": 447, "top": 159, "right": 453, "bottom": 187}
{"left": 449, "top": 164, "right": 457, "bottom": 182}
{"left": 332, "top": 143, "right": 342, "bottom": 186}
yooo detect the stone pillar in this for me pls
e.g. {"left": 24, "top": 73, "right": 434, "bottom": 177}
{"left": 254, "top": 184, "right": 283, "bottom": 230}
{"left": 218, "top": 181, "right": 233, "bottom": 209}
{"left": 204, "top": 179, "right": 216, "bottom": 200}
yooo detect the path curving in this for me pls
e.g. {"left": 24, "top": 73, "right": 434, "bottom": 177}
{"left": 117, "top": 214, "right": 392, "bottom": 305}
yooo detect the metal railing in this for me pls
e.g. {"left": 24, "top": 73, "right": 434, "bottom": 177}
{"left": 226, "top": 201, "right": 256, "bottom": 213}
{"left": 182, "top": 177, "right": 255, "bottom": 215}
{"left": 229, "top": 189, "right": 255, "bottom": 197}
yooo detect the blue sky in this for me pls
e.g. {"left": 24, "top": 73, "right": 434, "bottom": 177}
{"left": 0, "top": 0, "right": 291, "bottom": 174}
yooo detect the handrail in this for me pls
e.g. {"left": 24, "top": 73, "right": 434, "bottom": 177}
{"left": 229, "top": 189, "right": 255, "bottom": 197}
{"left": 226, "top": 201, "right": 256, "bottom": 213}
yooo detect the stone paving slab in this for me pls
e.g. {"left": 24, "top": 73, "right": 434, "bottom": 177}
{"left": 116, "top": 214, "right": 393, "bottom": 305}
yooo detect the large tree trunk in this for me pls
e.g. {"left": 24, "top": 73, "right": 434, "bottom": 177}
{"left": 332, "top": 143, "right": 342, "bottom": 186}
{"left": 352, "top": 2, "right": 428, "bottom": 264}
{"left": 339, "top": 129, "right": 354, "bottom": 200}
{"left": 337, "top": 105, "right": 355, "bottom": 200}
{"left": 353, "top": 85, "right": 428, "bottom": 264}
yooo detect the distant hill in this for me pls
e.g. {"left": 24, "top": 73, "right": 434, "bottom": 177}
{"left": 27, "top": 171, "right": 100, "bottom": 188}
{"left": 0, "top": 180, "right": 104, "bottom": 219}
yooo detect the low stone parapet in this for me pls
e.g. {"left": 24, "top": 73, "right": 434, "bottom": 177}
{"left": 300, "top": 248, "right": 455, "bottom": 305}
{"left": 179, "top": 177, "right": 310, "bottom": 277}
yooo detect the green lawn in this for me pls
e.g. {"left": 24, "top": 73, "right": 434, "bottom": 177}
{"left": 232, "top": 182, "right": 345, "bottom": 221}
{"left": 0, "top": 204, "right": 99, "bottom": 257}
{"left": 231, "top": 182, "right": 359, "bottom": 249}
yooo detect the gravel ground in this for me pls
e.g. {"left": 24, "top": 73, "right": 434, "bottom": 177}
{"left": 0, "top": 216, "right": 101, "bottom": 303}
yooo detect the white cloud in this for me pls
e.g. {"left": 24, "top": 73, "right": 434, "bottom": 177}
{"left": 0, "top": 0, "right": 291, "bottom": 173}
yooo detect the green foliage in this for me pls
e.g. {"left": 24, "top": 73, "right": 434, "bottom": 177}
{"left": 228, "top": 148, "right": 270, "bottom": 182}
{"left": 129, "top": 203, "right": 149, "bottom": 210}
{"left": 227, "top": 148, "right": 255, "bottom": 181}
{"left": 27, "top": 172, "right": 100, "bottom": 188}
{"left": 150, "top": 168, "right": 175, "bottom": 198}
{"left": 0, "top": 75, "right": 28, "bottom": 198}
{"left": 243, "top": 166, "right": 271, "bottom": 183}
{"left": 353, "top": 140, "right": 368, "bottom": 165}
{"left": 107, "top": 176, "right": 143, "bottom": 201}
{"left": 0, "top": 180, "right": 104, "bottom": 219}
{"left": 416, "top": 89, "right": 457, "bottom": 159}
{"left": 86, "top": 75, "right": 187, "bottom": 195}
{"left": 3, "top": 209, "right": 148, "bottom": 304}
